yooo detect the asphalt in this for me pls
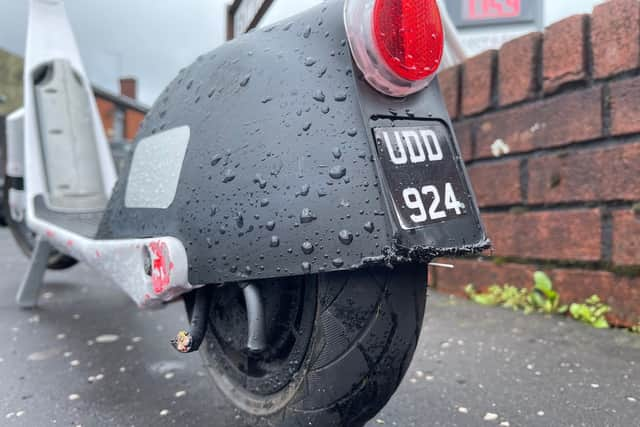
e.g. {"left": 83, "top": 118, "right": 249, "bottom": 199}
{"left": 0, "top": 227, "right": 637, "bottom": 427}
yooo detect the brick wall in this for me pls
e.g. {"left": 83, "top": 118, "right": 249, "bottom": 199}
{"left": 433, "top": 0, "right": 640, "bottom": 327}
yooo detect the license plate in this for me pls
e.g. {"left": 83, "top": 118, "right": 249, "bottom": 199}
{"left": 374, "top": 123, "right": 468, "bottom": 230}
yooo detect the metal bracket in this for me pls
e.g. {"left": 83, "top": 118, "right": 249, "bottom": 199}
{"left": 16, "top": 235, "right": 51, "bottom": 308}
{"left": 239, "top": 282, "right": 267, "bottom": 353}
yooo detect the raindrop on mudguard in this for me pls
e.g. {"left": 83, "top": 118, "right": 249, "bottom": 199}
{"left": 301, "top": 262, "right": 311, "bottom": 273}
{"left": 321, "top": 106, "right": 330, "bottom": 114}
{"left": 334, "top": 92, "right": 347, "bottom": 102}
{"left": 303, "top": 25, "right": 312, "bottom": 38}
{"left": 222, "top": 169, "right": 235, "bottom": 183}
{"left": 300, "top": 208, "right": 317, "bottom": 223}
{"left": 329, "top": 165, "right": 346, "bottom": 179}
{"left": 260, "top": 198, "right": 270, "bottom": 207}
{"left": 266, "top": 220, "right": 276, "bottom": 231}
{"left": 364, "top": 222, "right": 375, "bottom": 233}
{"left": 206, "top": 237, "right": 213, "bottom": 248}
{"left": 235, "top": 213, "right": 244, "bottom": 228}
{"left": 270, "top": 236, "right": 280, "bottom": 247}
{"left": 210, "top": 205, "right": 217, "bottom": 217}
{"left": 332, "top": 258, "right": 344, "bottom": 267}
{"left": 211, "top": 154, "right": 222, "bottom": 166}
{"left": 253, "top": 174, "right": 267, "bottom": 189}
{"left": 298, "top": 184, "right": 310, "bottom": 196}
{"left": 302, "top": 122, "right": 312, "bottom": 131}
{"left": 332, "top": 147, "right": 342, "bottom": 159}
{"left": 312, "top": 90, "right": 325, "bottom": 102}
{"left": 245, "top": 266, "right": 252, "bottom": 274}
{"left": 347, "top": 128, "right": 358, "bottom": 137}
{"left": 338, "top": 230, "right": 353, "bottom": 245}
{"left": 240, "top": 75, "right": 251, "bottom": 87}
{"left": 301, "top": 241, "right": 314, "bottom": 254}
{"left": 304, "top": 57, "right": 317, "bottom": 66}
{"left": 230, "top": 265, "right": 238, "bottom": 273}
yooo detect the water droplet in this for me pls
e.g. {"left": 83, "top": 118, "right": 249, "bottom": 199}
{"left": 364, "top": 221, "right": 375, "bottom": 233}
{"left": 304, "top": 57, "right": 317, "bottom": 66}
{"left": 253, "top": 174, "right": 267, "bottom": 188}
{"left": 235, "top": 213, "right": 244, "bottom": 228}
{"left": 186, "top": 80, "right": 194, "bottom": 90}
{"left": 317, "top": 67, "right": 327, "bottom": 78}
{"left": 332, "top": 257, "right": 344, "bottom": 267}
{"left": 210, "top": 205, "right": 217, "bottom": 216}
{"left": 240, "top": 75, "right": 251, "bottom": 87}
{"left": 301, "top": 241, "right": 314, "bottom": 254}
{"left": 302, "top": 122, "right": 312, "bottom": 131}
{"left": 260, "top": 198, "right": 269, "bottom": 207}
{"left": 332, "top": 147, "right": 342, "bottom": 159}
{"left": 222, "top": 169, "right": 235, "bottom": 183}
{"left": 303, "top": 25, "right": 312, "bottom": 38}
{"left": 261, "top": 97, "right": 273, "bottom": 104}
{"left": 266, "top": 220, "right": 276, "bottom": 231}
{"left": 338, "top": 230, "right": 353, "bottom": 245}
{"left": 298, "top": 184, "right": 310, "bottom": 196}
{"left": 270, "top": 236, "right": 280, "bottom": 247}
{"left": 210, "top": 154, "right": 222, "bottom": 166}
{"left": 347, "top": 128, "right": 358, "bottom": 137}
{"left": 321, "top": 106, "right": 330, "bottom": 114}
{"left": 300, "top": 208, "right": 316, "bottom": 223}
{"left": 313, "top": 90, "right": 325, "bottom": 102}
{"left": 334, "top": 92, "right": 347, "bottom": 102}
{"left": 301, "top": 261, "right": 311, "bottom": 273}
{"left": 329, "top": 165, "right": 346, "bottom": 179}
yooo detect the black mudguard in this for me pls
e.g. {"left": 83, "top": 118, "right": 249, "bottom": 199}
{"left": 98, "top": 0, "right": 489, "bottom": 285}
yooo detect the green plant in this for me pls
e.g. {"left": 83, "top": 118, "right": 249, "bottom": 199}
{"left": 527, "top": 271, "right": 568, "bottom": 314}
{"left": 464, "top": 271, "right": 567, "bottom": 315}
{"left": 569, "top": 295, "right": 611, "bottom": 329}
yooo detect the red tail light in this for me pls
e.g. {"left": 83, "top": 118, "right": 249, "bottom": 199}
{"left": 373, "top": 0, "right": 444, "bottom": 81}
{"left": 344, "top": 0, "right": 445, "bottom": 96}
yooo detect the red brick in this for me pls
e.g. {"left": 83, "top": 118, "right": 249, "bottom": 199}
{"left": 453, "top": 120, "right": 474, "bottom": 161}
{"left": 592, "top": 0, "right": 640, "bottom": 79}
{"left": 96, "top": 97, "right": 115, "bottom": 138}
{"left": 550, "top": 268, "right": 640, "bottom": 327}
{"left": 439, "top": 65, "right": 460, "bottom": 120}
{"left": 483, "top": 209, "right": 602, "bottom": 261}
{"left": 462, "top": 50, "right": 496, "bottom": 116}
{"left": 528, "top": 143, "right": 640, "bottom": 204}
{"left": 498, "top": 32, "right": 541, "bottom": 106}
{"left": 430, "top": 258, "right": 537, "bottom": 297}
{"left": 468, "top": 160, "right": 521, "bottom": 207}
{"left": 476, "top": 87, "right": 602, "bottom": 159}
{"left": 125, "top": 109, "right": 145, "bottom": 140}
{"left": 610, "top": 75, "right": 640, "bottom": 135}
{"left": 543, "top": 15, "right": 588, "bottom": 94}
{"left": 612, "top": 210, "right": 640, "bottom": 266}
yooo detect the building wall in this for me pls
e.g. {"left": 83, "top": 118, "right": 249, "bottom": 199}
{"left": 0, "top": 49, "right": 23, "bottom": 116}
{"left": 433, "top": 0, "right": 640, "bottom": 327}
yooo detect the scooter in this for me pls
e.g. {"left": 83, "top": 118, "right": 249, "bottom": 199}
{"left": 4, "top": 0, "right": 488, "bottom": 425}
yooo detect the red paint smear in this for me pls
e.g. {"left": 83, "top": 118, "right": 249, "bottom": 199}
{"left": 95, "top": 250, "right": 101, "bottom": 258}
{"left": 66, "top": 239, "right": 73, "bottom": 247}
{"left": 149, "top": 241, "right": 171, "bottom": 294}
{"left": 46, "top": 230, "right": 55, "bottom": 238}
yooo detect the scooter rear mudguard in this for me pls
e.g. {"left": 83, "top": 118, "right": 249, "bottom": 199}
{"left": 97, "top": 0, "right": 489, "bottom": 286}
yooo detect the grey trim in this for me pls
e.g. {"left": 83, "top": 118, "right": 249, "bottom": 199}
{"left": 125, "top": 126, "right": 190, "bottom": 209}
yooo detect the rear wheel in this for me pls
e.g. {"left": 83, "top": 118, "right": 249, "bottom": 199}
{"left": 195, "top": 263, "right": 427, "bottom": 427}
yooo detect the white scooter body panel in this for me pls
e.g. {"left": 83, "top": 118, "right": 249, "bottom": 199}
{"left": 16, "top": 0, "right": 195, "bottom": 307}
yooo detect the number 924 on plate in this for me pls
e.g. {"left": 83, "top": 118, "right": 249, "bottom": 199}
{"left": 374, "top": 123, "right": 469, "bottom": 231}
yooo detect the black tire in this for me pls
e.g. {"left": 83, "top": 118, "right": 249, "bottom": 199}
{"left": 195, "top": 263, "right": 427, "bottom": 427}
{"left": 2, "top": 143, "right": 77, "bottom": 270}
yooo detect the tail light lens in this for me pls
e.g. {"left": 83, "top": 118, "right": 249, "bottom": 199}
{"left": 344, "top": 0, "right": 445, "bottom": 97}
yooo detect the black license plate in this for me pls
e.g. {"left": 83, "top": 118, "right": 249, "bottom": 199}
{"left": 374, "top": 123, "right": 468, "bottom": 230}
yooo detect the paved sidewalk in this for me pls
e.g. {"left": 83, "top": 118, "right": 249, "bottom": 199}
{"left": 0, "top": 228, "right": 637, "bottom": 426}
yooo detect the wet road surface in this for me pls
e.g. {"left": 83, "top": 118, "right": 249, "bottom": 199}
{"left": 0, "top": 229, "right": 637, "bottom": 426}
